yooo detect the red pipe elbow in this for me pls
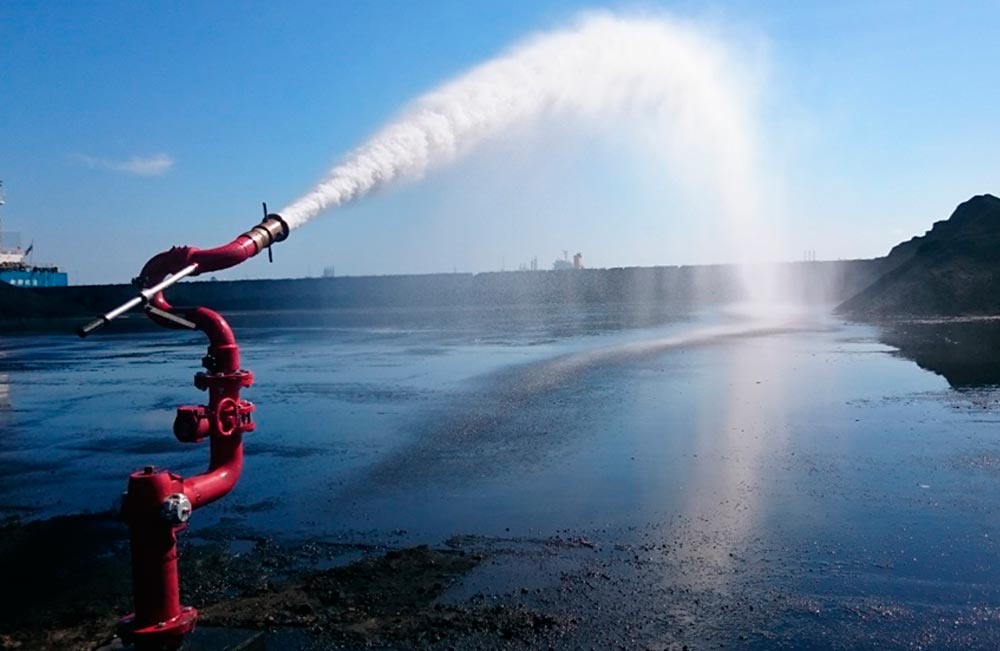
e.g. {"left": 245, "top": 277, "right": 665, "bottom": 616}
{"left": 183, "top": 435, "right": 244, "bottom": 508}
{"left": 133, "top": 233, "right": 263, "bottom": 514}
{"left": 140, "top": 236, "right": 259, "bottom": 351}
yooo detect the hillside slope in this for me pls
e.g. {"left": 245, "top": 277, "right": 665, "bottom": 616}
{"left": 839, "top": 194, "right": 1000, "bottom": 316}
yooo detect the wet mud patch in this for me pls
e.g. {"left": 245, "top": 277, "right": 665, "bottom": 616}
{"left": 285, "top": 382, "right": 433, "bottom": 404}
{"left": 228, "top": 497, "right": 281, "bottom": 514}
{"left": 0, "top": 455, "right": 58, "bottom": 480}
{"left": 955, "top": 451, "right": 1000, "bottom": 475}
{"left": 200, "top": 546, "right": 558, "bottom": 648}
{"left": 4, "top": 510, "right": 1000, "bottom": 650}
{"left": 65, "top": 434, "right": 186, "bottom": 456}
{"left": 246, "top": 442, "right": 329, "bottom": 459}
{"left": 0, "top": 513, "right": 558, "bottom": 651}
{"left": 0, "top": 512, "right": 130, "bottom": 651}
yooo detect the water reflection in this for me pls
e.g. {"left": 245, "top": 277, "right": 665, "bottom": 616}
{"left": 323, "top": 317, "right": 816, "bottom": 525}
{"left": 878, "top": 319, "right": 1000, "bottom": 388}
{"left": 648, "top": 314, "right": 819, "bottom": 593}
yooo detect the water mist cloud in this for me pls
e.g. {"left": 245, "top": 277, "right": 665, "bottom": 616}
{"left": 279, "top": 10, "right": 769, "bottom": 252}
{"left": 73, "top": 152, "right": 175, "bottom": 177}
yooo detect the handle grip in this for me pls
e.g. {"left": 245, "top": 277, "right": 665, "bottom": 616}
{"left": 77, "top": 317, "right": 108, "bottom": 338}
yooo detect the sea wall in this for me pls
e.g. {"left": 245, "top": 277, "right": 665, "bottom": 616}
{"left": 25, "top": 259, "right": 880, "bottom": 317}
{"left": 0, "top": 259, "right": 882, "bottom": 333}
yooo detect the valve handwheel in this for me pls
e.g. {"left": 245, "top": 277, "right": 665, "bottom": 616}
{"left": 214, "top": 397, "right": 243, "bottom": 436}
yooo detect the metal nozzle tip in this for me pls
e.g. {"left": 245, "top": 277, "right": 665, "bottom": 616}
{"left": 244, "top": 213, "right": 290, "bottom": 254}
{"left": 264, "top": 214, "right": 290, "bottom": 242}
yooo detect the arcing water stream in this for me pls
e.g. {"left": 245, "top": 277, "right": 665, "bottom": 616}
{"left": 279, "top": 11, "right": 767, "bottom": 262}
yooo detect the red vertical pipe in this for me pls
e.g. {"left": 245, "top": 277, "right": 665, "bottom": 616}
{"left": 120, "top": 468, "right": 195, "bottom": 650}
{"left": 120, "top": 236, "right": 266, "bottom": 649}
{"left": 124, "top": 472, "right": 181, "bottom": 621}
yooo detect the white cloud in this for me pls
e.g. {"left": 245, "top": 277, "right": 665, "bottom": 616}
{"left": 73, "top": 152, "right": 174, "bottom": 176}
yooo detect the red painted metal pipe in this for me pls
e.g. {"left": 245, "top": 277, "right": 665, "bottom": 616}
{"left": 118, "top": 215, "right": 288, "bottom": 650}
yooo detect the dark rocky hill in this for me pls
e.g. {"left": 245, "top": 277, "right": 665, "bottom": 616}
{"left": 839, "top": 194, "right": 1000, "bottom": 316}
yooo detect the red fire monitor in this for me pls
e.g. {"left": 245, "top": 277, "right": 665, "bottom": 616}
{"left": 79, "top": 210, "right": 289, "bottom": 650}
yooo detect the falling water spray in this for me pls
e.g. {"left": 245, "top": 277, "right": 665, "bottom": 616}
{"left": 69, "top": 16, "right": 780, "bottom": 647}
{"left": 279, "top": 13, "right": 768, "bottom": 251}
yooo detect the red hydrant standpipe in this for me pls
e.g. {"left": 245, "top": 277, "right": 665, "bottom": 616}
{"left": 79, "top": 213, "right": 289, "bottom": 651}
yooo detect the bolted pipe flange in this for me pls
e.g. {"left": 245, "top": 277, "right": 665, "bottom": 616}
{"left": 161, "top": 493, "right": 193, "bottom": 526}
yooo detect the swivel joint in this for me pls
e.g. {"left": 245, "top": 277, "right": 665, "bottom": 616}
{"left": 161, "top": 494, "right": 193, "bottom": 526}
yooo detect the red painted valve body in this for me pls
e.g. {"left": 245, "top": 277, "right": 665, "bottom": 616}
{"left": 118, "top": 230, "right": 274, "bottom": 650}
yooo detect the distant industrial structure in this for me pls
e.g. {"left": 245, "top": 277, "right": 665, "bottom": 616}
{"left": 552, "top": 250, "right": 584, "bottom": 270}
{"left": 517, "top": 256, "right": 539, "bottom": 272}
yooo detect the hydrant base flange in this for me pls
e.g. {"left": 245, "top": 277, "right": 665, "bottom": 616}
{"left": 119, "top": 606, "right": 198, "bottom": 649}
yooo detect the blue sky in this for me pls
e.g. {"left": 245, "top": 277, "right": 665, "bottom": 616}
{"left": 1, "top": 1, "right": 998, "bottom": 284}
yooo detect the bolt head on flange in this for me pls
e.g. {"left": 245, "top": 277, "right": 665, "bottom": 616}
{"left": 161, "top": 493, "right": 192, "bottom": 525}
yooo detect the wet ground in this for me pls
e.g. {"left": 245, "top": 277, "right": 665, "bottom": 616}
{"left": 2, "top": 304, "right": 1000, "bottom": 649}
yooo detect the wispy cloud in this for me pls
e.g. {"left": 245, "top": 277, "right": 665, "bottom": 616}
{"left": 73, "top": 152, "right": 175, "bottom": 176}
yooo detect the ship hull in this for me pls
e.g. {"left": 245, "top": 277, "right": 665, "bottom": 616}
{"left": 0, "top": 268, "right": 68, "bottom": 287}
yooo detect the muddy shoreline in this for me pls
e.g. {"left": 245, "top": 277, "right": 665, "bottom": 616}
{"left": 4, "top": 312, "right": 1000, "bottom": 650}
{"left": 0, "top": 512, "right": 564, "bottom": 651}
{"left": 6, "top": 507, "right": 1000, "bottom": 651}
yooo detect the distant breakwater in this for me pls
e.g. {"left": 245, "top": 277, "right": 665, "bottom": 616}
{"left": 15, "top": 260, "right": 880, "bottom": 324}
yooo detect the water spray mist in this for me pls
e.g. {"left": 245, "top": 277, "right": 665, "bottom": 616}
{"left": 278, "top": 12, "right": 765, "bottom": 242}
